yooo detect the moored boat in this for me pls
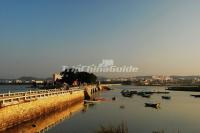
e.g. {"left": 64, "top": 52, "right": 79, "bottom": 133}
{"left": 141, "top": 94, "right": 151, "bottom": 98}
{"left": 121, "top": 89, "right": 133, "bottom": 97}
{"left": 190, "top": 94, "right": 200, "bottom": 98}
{"left": 153, "top": 91, "right": 170, "bottom": 94}
{"left": 130, "top": 90, "right": 138, "bottom": 94}
{"left": 122, "top": 92, "right": 133, "bottom": 97}
{"left": 137, "top": 91, "right": 146, "bottom": 96}
{"left": 162, "top": 95, "right": 171, "bottom": 99}
{"left": 145, "top": 102, "right": 160, "bottom": 108}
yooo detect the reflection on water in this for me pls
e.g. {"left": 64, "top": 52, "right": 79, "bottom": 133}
{"left": 48, "top": 85, "right": 200, "bottom": 133}
{"left": 1, "top": 101, "right": 84, "bottom": 133}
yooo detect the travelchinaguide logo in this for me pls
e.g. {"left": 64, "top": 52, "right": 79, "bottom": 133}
{"left": 62, "top": 59, "right": 139, "bottom": 73}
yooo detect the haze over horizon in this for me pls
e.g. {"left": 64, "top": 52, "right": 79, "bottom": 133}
{"left": 1, "top": 0, "right": 200, "bottom": 78}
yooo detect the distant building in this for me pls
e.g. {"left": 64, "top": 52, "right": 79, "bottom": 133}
{"left": 53, "top": 73, "right": 62, "bottom": 82}
{"left": 152, "top": 75, "right": 171, "bottom": 81}
{"left": 106, "top": 79, "right": 111, "bottom": 82}
{"left": 15, "top": 80, "right": 23, "bottom": 84}
{"left": 24, "top": 81, "right": 31, "bottom": 84}
{"left": 32, "top": 80, "right": 44, "bottom": 84}
{"left": 0, "top": 79, "right": 13, "bottom": 84}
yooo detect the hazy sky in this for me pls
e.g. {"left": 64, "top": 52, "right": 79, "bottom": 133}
{"left": 1, "top": 0, "right": 200, "bottom": 78}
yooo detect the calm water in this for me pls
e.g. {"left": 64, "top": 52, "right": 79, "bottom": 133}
{"left": 1, "top": 85, "right": 200, "bottom": 133}
{"left": 0, "top": 85, "right": 36, "bottom": 93}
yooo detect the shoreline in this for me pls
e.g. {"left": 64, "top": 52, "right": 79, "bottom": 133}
{"left": 167, "top": 86, "right": 200, "bottom": 92}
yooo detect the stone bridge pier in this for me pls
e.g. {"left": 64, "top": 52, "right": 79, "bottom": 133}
{"left": 83, "top": 84, "right": 110, "bottom": 99}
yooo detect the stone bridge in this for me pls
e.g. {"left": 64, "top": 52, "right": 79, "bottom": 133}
{"left": 82, "top": 84, "right": 110, "bottom": 99}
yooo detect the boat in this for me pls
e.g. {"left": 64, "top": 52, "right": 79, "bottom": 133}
{"left": 120, "top": 89, "right": 126, "bottom": 94}
{"left": 162, "top": 95, "right": 171, "bottom": 99}
{"left": 190, "top": 94, "right": 200, "bottom": 98}
{"left": 137, "top": 91, "right": 153, "bottom": 95}
{"left": 141, "top": 94, "right": 151, "bottom": 98}
{"left": 120, "top": 105, "right": 125, "bottom": 109}
{"left": 121, "top": 89, "right": 132, "bottom": 94}
{"left": 122, "top": 92, "right": 133, "bottom": 97}
{"left": 121, "top": 90, "right": 133, "bottom": 97}
{"left": 145, "top": 102, "right": 160, "bottom": 108}
{"left": 130, "top": 90, "right": 138, "bottom": 94}
{"left": 136, "top": 91, "right": 152, "bottom": 98}
{"left": 144, "top": 91, "right": 154, "bottom": 94}
{"left": 112, "top": 97, "right": 116, "bottom": 101}
{"left": 137, "top": 91, "right": 146, "bottom": 96}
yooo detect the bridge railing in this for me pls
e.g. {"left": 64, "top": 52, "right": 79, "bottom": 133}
{"left": 0, "top": 88, "right": 83, "bottom": 108}
{"left": 0, "top": 87, "right": 82, "bottom": 98}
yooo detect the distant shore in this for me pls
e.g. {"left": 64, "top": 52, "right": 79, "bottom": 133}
{"left": 167, "top": 86, "right": 200, "bottom": 92}
{"left": 0, "top": 83, "right": 33, "bottom": 85}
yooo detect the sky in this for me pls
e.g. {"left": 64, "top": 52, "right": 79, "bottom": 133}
{"left": 0, "top": 0, "right": 200, "bottom": 78}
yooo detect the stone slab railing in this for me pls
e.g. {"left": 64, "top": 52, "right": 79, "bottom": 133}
{"left": 0, "top": 88, "right": 81, "bottom": 108}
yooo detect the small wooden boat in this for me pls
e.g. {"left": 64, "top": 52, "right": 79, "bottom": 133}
{"left": 144, "top": 91, "right": 154, "bottom": 95}
{"left": 130, "top": 90, "right": 138, "bottom": 94}
{"left": 190, "top": 94, "right": 200, "bottom": 98}
{"left": 112, "top": 97, "right": 116, "bottom": 101}
{"left": 121, "top": 89, "right": 126, "bottom": 94}
{"left": 120, "top": 105, "right": 125, "bottom": 109}
{"left": 141, "top": 94, "right": 151, "bottom": 98}
{"left": 137, "top": 91, "right": 145, "bottom": 96}
{"left": 145, "top": 102, "right": 160, "bottom": 108}
{"left": 162, "top": 95, "right": 171, "bottom": 99}
{"left": 121, "top": 90, "right": 133, "bottom": 97}
{"left": 122, "top": 92, "right": 133, "bottom": 97}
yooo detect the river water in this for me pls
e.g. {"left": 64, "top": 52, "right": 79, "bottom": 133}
{"left": 0, "top": 85, "right": 33, "bottom": 93}
{"left": 1, "top": 85, "right": 200, "bottom": 133}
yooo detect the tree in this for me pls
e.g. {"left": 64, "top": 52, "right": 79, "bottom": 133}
{"left": 59, "top": 68, "right": 97, "bottom": 85}
{"left": 77, "top": 72, "right": 97, "bottom": 84}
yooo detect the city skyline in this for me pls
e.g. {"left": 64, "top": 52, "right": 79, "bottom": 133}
{"left": 1, "top": 0, "right": 200, "bottom": 78}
